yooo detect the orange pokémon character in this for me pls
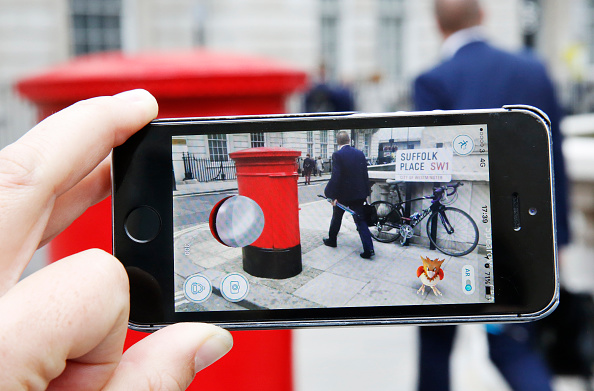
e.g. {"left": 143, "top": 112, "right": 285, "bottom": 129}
{"left": 417, "top": 256, "right": 445, "bottom": 296}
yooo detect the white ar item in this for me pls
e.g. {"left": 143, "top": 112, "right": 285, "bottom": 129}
{"left": 215, "top": 195, "right": 265, "bottom": 247}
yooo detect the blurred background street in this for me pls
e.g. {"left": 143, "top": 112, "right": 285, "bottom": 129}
{"left": 7, "top": 0, "right": 594, "bottom": 389}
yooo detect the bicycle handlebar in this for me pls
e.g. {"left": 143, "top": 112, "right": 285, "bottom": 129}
{"left": 445, "top": 181, "right": 462, "bottom": 196}
{"left": 431, "top": 182, "right": 463, "bottom": 200}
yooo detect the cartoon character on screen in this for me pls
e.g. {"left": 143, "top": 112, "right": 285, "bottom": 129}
{"left": 417, "top": 256, "right": 445, "bottom": 296}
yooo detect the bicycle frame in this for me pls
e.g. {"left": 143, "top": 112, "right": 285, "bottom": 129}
{"left": 389, "top": 182, "right": 458, "bottom": 221}
{"left": 370, "top": 182, "right": 477, "bottom": 254}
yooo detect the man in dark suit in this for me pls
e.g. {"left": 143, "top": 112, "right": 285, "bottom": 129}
{"left": 323, "top": 131, "right": 374, "bottom": 259}
{"left": 414, "top": 1, "right": 568, "bottom": 390}
{"left": 415, "top": 0, "right": 568, "bottom": 247}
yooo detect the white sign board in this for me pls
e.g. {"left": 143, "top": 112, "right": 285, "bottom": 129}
{"left": 394, "top": 148, "right": 453, "bottom": 182}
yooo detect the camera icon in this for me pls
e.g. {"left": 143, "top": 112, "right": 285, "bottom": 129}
{"left": 221, "top": 273, "right": 249, "bottom": 302}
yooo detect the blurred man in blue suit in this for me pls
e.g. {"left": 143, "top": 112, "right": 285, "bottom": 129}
{"left": 323, "top": 130, "right": 375, "bottom": 259}
{"left": 415, "top": 1, "right": 568, "bottom": 390}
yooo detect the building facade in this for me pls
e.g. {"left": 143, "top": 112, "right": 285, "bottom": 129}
{"left": 172, "top": 127, "right": 380, "bottom": 183}
{"left": 3, "top": 0, "right": 594, "bottom": 150}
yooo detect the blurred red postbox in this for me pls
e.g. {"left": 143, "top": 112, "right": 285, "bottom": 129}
{"left": 16, "top": 49, "right": 307, "bottom": 391}
{"left": 230, "top": 148, "right": 302, "bottom": 279}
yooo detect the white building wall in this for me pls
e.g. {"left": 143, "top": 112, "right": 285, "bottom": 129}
{"left": 538, "top": 0, "right": 587, "bottom": 86}
{"left": 482, "top": 0, "right": 523, "bottom": 51}
{"left": 405, "top": 0, "right": 441, "bottom": 78}
{"left": 0, "top": 0, "right": 69, "bottom": 78}
{"left": 123, "top": 0, "right": 196, "bottom": 52}
{"left": 0, "top": 0, "right": 69, "bottom": 148}
{"left": 204, "top": 0, "right": 318, "bottom": 71}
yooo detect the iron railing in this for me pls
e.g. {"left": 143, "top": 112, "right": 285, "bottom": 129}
{"left": 182, "top": 152, "right": 236, "bottom": 182}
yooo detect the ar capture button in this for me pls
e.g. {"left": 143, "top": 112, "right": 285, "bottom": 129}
{"left": 125, "top": 206, "right": 161, "bottom": 243}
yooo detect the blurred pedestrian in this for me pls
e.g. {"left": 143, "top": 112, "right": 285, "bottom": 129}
{"left": 303, "top": 154, "right": 315, "bottom": 185}
{"left": 414, "top": 1, "right": 569, "bottom": 390}
{"left": 316, "top": 156, "right": 324, "bottom": 176}
{"left": 304, "top": 64, "right": 355, "bottom": 113}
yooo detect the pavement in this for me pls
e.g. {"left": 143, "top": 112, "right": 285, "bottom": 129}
{"left": 172, "top": 177, "right": 593, "bottom": 391}
{"left": 173, "top": 176, "right": 487, "bottom": 312}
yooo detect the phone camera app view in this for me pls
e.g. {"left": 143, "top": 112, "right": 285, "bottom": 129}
{"left": 173, "top": 124, "right": 493, "bottom": 313}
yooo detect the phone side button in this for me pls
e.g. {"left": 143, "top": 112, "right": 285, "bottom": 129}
{"left": 124, "top": 206, "right": 162, "bottom": 243}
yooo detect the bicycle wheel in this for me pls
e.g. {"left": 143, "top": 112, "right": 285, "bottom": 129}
{"left": 426, "top": 207, "right": 478, "bottom": 257}
{"left": 369, "top": 201, "right": 402, "bottom": 243}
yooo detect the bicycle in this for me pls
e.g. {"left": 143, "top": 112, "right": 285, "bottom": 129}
{"left": 369, "top": 182, "right": 479, "bottom": 257}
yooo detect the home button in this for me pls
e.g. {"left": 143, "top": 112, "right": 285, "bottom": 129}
{"left": 125, "top": 206, "right": 161, "bottom": 243}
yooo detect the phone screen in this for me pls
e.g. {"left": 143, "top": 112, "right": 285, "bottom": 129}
{"left": 172, "top": 123, "right": 494, "bottom": 313}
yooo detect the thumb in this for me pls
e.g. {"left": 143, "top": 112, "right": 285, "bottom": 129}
{"left": 104, "top": 323, "right": 233, "bottom": 390}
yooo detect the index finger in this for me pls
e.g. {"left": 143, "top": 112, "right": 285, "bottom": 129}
{"left": 0, "top": 90, "right": 157, "bottom": 293}
{"left": 1, "top": 89, "right": 158, "bottom": 197}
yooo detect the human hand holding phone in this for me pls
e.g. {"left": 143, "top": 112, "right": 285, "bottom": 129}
{"left": 0, "top": 90, "right": 232, "bottom": 390}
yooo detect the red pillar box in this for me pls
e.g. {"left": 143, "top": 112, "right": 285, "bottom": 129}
{"left": 230, "top": 148, "right": 302, "bottom": 279}
{"left": 16, "top": 49, "right": 307, "bottom": 391}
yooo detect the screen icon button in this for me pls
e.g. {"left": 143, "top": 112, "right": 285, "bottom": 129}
{"left": 183, "top": 274, "right": 212, "bottom": 303}
{"left": 452, "top": 134, "right": 475, "bottom": 156}
{"left": 462, "top": 265, "right": 475, "bottom": 295}
{"left": 221, "top": 273, "right": 250, "bottom": 302}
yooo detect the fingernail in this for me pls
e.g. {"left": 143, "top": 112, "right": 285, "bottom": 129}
{"left": 194, "top": 331, "right": 234, "bottom": 373}
{"left": 114, "top": 89, "right": 154, "bottom": 103}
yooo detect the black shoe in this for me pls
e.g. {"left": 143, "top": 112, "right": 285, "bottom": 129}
{"left": 323, "top": 238, "right": 337, "bottom": 248}
{"left": 360, "top": 250, "right": 375, "bottom": 259}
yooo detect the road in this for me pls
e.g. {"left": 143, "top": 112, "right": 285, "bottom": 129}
{"left": 173, "top": 179, "right": 329, "bottom": 232}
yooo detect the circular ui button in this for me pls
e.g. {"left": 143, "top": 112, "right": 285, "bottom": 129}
{"left": 220, "top": 273, "right": 250, "bottom": 302}
{"left": 452, "top": 134, "right": 475, "bottom": 156}
{"left": 183, "top": 274, "right": 212, "bottom": 303}
{"left": 124, "top": 206, "right": 161, "bottom": 243}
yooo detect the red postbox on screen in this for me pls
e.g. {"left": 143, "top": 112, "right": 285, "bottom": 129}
{"left": 16, "top": 49, "right": 307, "bottom": 391}
{"left": 229, "top": 148, "right": 302, "bottom": 279}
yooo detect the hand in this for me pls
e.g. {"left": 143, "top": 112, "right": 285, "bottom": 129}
{"left": 0, "top": 90, "right": 233, "bottom": 390}
{"left": 331, "top": 199, "right": 338, "bottom": 207}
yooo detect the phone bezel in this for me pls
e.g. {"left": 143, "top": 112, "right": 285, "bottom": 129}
{"left": 112, "top": 106, "right": 559, "bottom": 331}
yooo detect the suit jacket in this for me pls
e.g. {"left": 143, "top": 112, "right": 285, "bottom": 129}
{"left": 414, "top": 40, "right": 569, "bottom": 245}
{"left": 324, "top": 145, "right": 370, "bottom": 203}
{"left": 303, "top": 157, "right": 315, "bottom": 173}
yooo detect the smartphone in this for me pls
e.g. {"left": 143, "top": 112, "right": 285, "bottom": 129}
{"left": 112, "top": 106, "right": 559, "bottom": 331}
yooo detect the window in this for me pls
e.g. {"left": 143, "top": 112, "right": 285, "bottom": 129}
{"left": 334, "top": 130, "right": 339, "bottom": 152}
{"left": 251, "top": 133, "right": 265, "bottom": 148}
{"left": 320, "top": 0, "right": 340, "bottom": 80}
{"left": 377, "top": 0, "right": 404, "bottom": 79}
{"left": 70, "top": 0, "right": 122, "bottom": 55}
{"left": 208, "top": 134, "right": 228, "bottom": 161}
{"left": 521, "top": 0, "right": 541, "bottom": 48}
{"left": 320, "top": 130, "right": 328, "bottom": 159}
{"left": 364, "top": 132, "right": 371, "bottom": 157}
{"left": 588, "top": 0, "right": 594, "bottom": 64}
{"left": 307, "top": 131, "right": 314, "bottom": 157}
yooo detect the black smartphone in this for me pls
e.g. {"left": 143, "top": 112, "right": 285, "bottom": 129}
{"left": 112, "top": 106, "right": 559, "bottom": 331}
